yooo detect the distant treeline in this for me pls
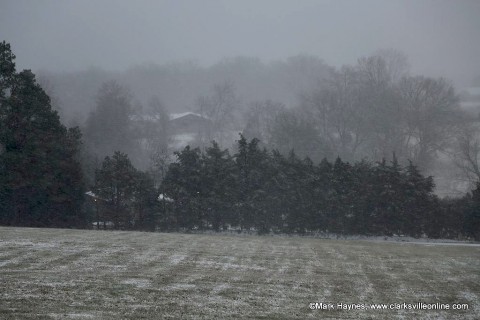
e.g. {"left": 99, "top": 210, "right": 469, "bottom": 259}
{"left": 0, "top": 40, "right": 479, "bottom": 240}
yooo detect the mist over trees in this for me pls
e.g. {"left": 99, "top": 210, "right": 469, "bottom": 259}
{"left": 39, "top": 51, "right": 466, "bottom": 189}
{"left": 297, "top": 52, "right": 461, "bottom": 172}
{"left": 84, "top": 81, "right": 136, "bottom": 159}
{"left": 37, "top": 55, "right": 331, "bottom": 122}
{"left": 1, "top": 40, "right": 480, "bottom": 239}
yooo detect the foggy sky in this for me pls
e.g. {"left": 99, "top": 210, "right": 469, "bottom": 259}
{"left": 1, "top": 0, "right": 479, "bottom": 86}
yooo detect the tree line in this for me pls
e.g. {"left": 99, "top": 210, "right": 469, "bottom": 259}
{"left": 243, "top": 52, "right": 462, "bottom": 174}
{"left": 157, "top": 137, "right": 479, "bottom": 240}
{"left": 40, "top": 47, "right": 478, "bottom": 195}
{"left": 0, "top": 41, "right": 479, "bottom": 240}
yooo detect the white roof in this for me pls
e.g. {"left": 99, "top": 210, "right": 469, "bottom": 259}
{"left": 85, "top": 191, "right": 97, "bottom": 198}
{"left": 170, "top": 112, "right": 204, "bottom": 120}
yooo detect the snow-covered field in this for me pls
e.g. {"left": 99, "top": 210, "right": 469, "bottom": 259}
{"left": 0, "top": 227, "right": 478, "bottom": 319}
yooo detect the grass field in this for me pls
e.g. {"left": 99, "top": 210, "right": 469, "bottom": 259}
{"left": 0, "top": 227, "right": 478, "bottom": 319}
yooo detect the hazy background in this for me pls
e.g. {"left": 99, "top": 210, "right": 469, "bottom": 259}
{"left": 1, "top": 0, "right": 479, "bottom": 87}
{"left": 2, "top": 0, "right": 480, "bottom": 238}
{"left": 1, "top": 0, "right": 480, "bottom": 198}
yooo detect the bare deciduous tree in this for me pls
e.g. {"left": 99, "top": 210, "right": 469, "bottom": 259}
{"left": 301, "top": 65, "right": 368, "bottom": 161}
{"left": 373, "top": 48, "right": 410, "bottom": 84}
{"left": 398, "top": 76, "right": 461, "bottom": 170}
{"left": 242, "top": 100, "right": 286, "bottom": 144}
{"left": 196, "top": 81, "right": 240, "bottom": 146}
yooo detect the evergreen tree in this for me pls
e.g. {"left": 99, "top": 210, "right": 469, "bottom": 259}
{"left": 350, "top": 160, "right": 374, "bottom": 235}
{"left": 330, "top": 157, "right": 353, "bottom": 234}
{"left": 0, "top": 41, "right": 85, "bottom": 227}
{"left": 94, "top": 152, "right": 139, "bottom": 229}
{"left": 233, "top": 135, "right": 269, "bottom": 231}
{"left": 404, "top": 161, "right": 434, "bottom": 237}
{"left": 260, "top": 150, "right": 284, "bottom": 233}
{"left": 132, "top": 171, "right": 158, "bottom": 231}
{"left": 300, "top": 157, "right": 319, "bottom": 233}
{"left": 463, "top": 182, "right": 480, "bottom": 241}
{"left": 313, "top": 158, "right": 334, "bottom": 232}
{"left": 234, "top": 135, "right": 254, "bottom": 230}
{"left": 202, "top": 141, "right": 235, "bottom": 231}
{"left": 370, "top": 159, "right": 392, "bottom": 235}
{"left": 162, "top": 146, "right": 203, "bottom": 230}
{"left": 383, "top": 155, "right": 404, "bottom": 235}
{"left": 277, "top": 150, "right": 311, "bottom": 233}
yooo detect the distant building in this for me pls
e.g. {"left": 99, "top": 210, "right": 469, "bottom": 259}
{"left": 169, "top": 112, "right": 211, "bottom": 134}
{"left": 129, "top": 111, "right": 239, "bottom": 150}
{"left": 169, "top": 112, "right": 211, "bottom": 149}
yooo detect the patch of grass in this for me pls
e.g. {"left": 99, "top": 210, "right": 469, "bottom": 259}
{"left": 0, "top": 227, "right": 478, "bottom": 319}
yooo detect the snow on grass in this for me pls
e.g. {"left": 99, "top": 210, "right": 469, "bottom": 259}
{"left": 49, "top": 312, "right": 96, "bottom": 319}
{"left": 199, "top": 259, "right": 266, "bottom": 271}
{"left": 121, "top": 278, "right": 151, "bottom": 288}
{"left": 460, "top": 290, "right": 478, "bottom": 303}
{"left": 169, "top": 253, "right": 186, "bottom": 265}
{"left": 164, "top": 283, "right": 197, "bottom": 291}
{"left": 0, "top": 226, "right": 478, "bottom": 319}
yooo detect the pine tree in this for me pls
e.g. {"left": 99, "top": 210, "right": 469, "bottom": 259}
{"left": 202, "top": 141, "right": 235, "bottom": 231}
{"left": 404, "top": 160, "right": 435, "bottom": 237}
{"left": 350, "top": 160, "right": 374, "bottom": 235}
{"left": 464, "top": 183, "right": 480, "bottom": 240}
{"left": 313, "top": 158, "right": 334, "bottom": 232}
{"left": 331, "top": 157, "right": 353, "bottom": 234}
{"left": 234, "top": 135, "right": 254, "bottom": 230}
{"left": 370, "top": 158, "right": 393, "bottom": 235}
{"left": 94, "top": 152, "right": 138, "bottom": 229}
{"left": 384, "top": 154, "right": 404, "bottom": 236}
{"left": 162, "top": 146, "right": 203, "bottom": 230}
{"left": 0, "top": 41, "right": 85, "bottom": 227}
{"left": 260, "top": 150, "right": 284, "bottom": 233}
{"left": 277, "top": 150, "right": 311, "bottom": 234}
{"left": 132, "top": 171, "right": 158, "bottom": 231}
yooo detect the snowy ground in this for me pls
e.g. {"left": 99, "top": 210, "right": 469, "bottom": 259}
{"left": 0, "top": 227, "right": 478, "bottom": 319}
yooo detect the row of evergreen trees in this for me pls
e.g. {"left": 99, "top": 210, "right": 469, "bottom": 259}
{"left": 160, "top": 136, "right": 479, "bottom": 239}
{"left": 0, "top": 41, "right": 479, "bottom": 239}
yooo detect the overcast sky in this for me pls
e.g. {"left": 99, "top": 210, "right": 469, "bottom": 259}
{"left": 1, "top": 0, "right": 479, "bottom": 86}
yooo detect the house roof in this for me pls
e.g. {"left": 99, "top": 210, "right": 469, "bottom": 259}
{"left": 170, "top": 112, "right": 205, "bottom": 120}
